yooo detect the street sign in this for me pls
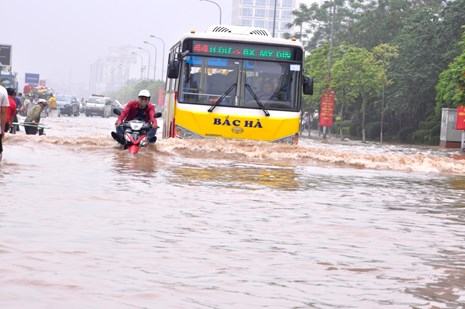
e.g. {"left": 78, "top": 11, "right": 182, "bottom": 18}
{"left": 25, "top": 73, "right": 40, "bottom": 86}
{"left": 456, "top": 106, "right": 465, "bottom": 130}
{"left": 0, "top": 45, "right": 12, "bottom": 66}
{"left": 319, "top": 89, "right": 336, "bottom": 127}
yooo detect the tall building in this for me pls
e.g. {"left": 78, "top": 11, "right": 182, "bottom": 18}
{"left": 89, "top": 47, "right": 136, "bottom": 95}
{"left": 231, "top": 0, "right": 296, "bottom": 38}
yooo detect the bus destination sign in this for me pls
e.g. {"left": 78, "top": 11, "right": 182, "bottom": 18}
{"left": 192, "top": 40, "right": 293, "bottom": 61}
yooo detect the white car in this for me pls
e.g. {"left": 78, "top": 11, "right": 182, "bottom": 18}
{"left": 84, "top": 96, "right": 113, "bottom": 118}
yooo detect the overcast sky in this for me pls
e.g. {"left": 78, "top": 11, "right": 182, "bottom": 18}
{"left": 2, "top": 0, "right": 233, "bottom": 93}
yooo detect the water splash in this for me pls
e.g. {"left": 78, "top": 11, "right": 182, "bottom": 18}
{"left": 5, "top": 134, "right": 465, "bottom": 174}
{"left": 159, "top": 138, "right": 465, "bottom": 175}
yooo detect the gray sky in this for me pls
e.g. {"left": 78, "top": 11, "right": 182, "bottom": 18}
{"left": 3, "top": 0, "right": 232, "bottom": 93}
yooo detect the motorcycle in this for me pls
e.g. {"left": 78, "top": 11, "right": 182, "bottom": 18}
{"left": 113, "top": 108, "right": 162, "bottom": 154}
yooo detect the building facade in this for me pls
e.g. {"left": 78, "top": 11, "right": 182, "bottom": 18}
{"left": 231, "top": 0, "right": 296, "bottom": 38}
{"left": 89, "top": 47, "right": 136, "bottom": 95}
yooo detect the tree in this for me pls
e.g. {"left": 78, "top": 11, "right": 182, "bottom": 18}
{"left": 372, "top": 43, "right": 399, "bottom": 143}
{"left": 344, "top": 0, "right": 414, "bottom": 49}
{"left": 289, "top": 0, "right": 358, "bottom": 51}
{"left": 332, "top": 46, "right": 384, "bottom": 142}
{"left": 300, "top": 0, "right": 465, "bottom": 144}
{"left": 285, "top": 3, "right": 316, "bottom": 42}
{"left": 386, "top": 7, "right": 443, "bottom": 141}
{"left": 303, "top": 44, "right": 348, "bottom": 111}
{"left": 436, "top": 32, "right": 465, "bottom": 109}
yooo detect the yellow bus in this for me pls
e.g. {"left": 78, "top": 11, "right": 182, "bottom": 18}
{"left": 163, "top": 25, "right": 313, "bottom": 143}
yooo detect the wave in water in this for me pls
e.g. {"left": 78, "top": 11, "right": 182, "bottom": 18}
{"left": 159, "top": 139, "right": 465, "bottom": 175}
{"left": 5, "top": 135, "right": 465, "bottom": 174}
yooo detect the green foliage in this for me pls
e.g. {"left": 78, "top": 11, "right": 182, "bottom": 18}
{"left": 436, "top": 32, "right": 465, "bottom": 109}
{"left": 387, "top": 5, "right": 463, "bottom": 142}
{"left": 296, "top": 0, "right": 465, "bottom": 144}
{"left": 332, "top": 46, "right": 383, "bottom": 103}
{"left": 412, "top": 112, "right": 441, "bottom": 144}
{"left": 288, "top": 0, "right": 359, "bottom": 50}
{"left": 303, "top": 43, "right": 347, "bottom": 110}
{"left": 372, "top": 43, "right": 399, "bottom": 85}
{"left": 332, "top": 46, "right": 384, "bottom": 141}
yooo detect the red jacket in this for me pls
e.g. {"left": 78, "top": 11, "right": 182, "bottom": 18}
{"left": 117, "top": 100, "right": 157, "bottom": 127}
{"left": 6, "top": 96, "right": 16, "bottom": 125}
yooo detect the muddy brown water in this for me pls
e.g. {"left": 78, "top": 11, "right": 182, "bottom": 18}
{"left": 1, "top": 116, "right": 465, "bottom": 308}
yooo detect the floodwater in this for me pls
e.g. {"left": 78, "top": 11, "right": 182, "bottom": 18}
{"left": 1, "top": 115, "right": 465, "bottom": 308}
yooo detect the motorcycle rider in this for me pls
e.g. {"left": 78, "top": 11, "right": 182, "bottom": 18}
{"left": 111, "top": 89, "right": 158, "bottom": 145}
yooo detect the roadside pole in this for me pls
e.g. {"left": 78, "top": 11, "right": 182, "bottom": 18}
{"left": 461, "top": 131, "right": 465, "bottom": 152}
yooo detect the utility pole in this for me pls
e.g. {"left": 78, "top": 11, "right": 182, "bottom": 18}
{"left": 323, "top": 0, "right": 336, "bottom": 140}
{"left": 150, "top": 35, "right": 166, "bottom": 80}
{"left": 138, "top": 47, "right": 151, "bottom": 80}
{"left": 143, "top": 41, "right": 157, "bottom": 80}
{"left": 327, "top": 0, "right": 335, "bottom": 81}
{"left": 200, "top": 0, "right": 222, "bottom": 24}
{"left": 131, "top": 52, "right": 144, "bottom": 80}
{"left": 272, "top": 0, "right": 278, "bottom": 37}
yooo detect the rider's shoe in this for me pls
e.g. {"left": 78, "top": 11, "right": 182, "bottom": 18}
{"left": 111, "top": 132, "right": 125, "bottom": 145}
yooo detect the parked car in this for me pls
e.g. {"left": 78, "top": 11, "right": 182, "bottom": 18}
{"left": 57, "top": 95, "right": 80, "bottom": 117}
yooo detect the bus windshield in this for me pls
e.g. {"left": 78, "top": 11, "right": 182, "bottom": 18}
{"left": 180, "top": 56, "right": 238, "bottom": 106}
{"left": 179, "top": 55, "right": 301, "bottom": 111}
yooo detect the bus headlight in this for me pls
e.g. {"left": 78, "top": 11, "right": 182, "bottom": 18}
{"left": 175, "top": 125, "right": 202, "bottom": 139}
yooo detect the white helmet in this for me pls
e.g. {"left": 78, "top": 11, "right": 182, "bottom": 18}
{"left": 138, "top": 89, "right": 151, "bottom": 98}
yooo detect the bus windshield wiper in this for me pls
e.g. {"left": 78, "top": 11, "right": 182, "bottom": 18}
{"left": 208, "top": 83, "right": 237, "bottom": 113}
{"left": 244, "top": 83, "right": 270, "bottom": 117}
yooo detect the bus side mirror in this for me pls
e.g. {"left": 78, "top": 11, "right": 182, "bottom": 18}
{"left": 303, "top": 76, "right": 314, "bottom": 95}
{"left": 167, "top": 61, "right": 180, "bottom": 79}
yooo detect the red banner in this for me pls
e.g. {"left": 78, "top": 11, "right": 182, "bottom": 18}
{"left": 157, "top": 89, "right": 165, "bottom": 108}
{"left": 319, "top": 89, "right": 336, "bottom": 127}
{"left": 456, "top": 106, "right": 465, "bottom": 130}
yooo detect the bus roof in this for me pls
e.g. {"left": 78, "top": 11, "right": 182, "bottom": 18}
{"left": 176, "top": 25, "right": 304, "bottom": 49}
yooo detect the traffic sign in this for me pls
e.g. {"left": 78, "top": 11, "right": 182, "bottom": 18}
{"left": 25, "top": 73, "right": 40, "bottom": 86}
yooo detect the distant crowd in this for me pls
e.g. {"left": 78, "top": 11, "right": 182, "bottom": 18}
{"left": 0, "top": 84, "right": 53, "bottom": 159}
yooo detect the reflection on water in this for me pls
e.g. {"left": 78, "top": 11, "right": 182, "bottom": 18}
{"left": 169, "top": 163, "right": 300, "bottom": 191}
{"left": 111, "top": 148, "right": 159, "bottom": 178}
{"left": 408, "top": 249, "right": 465, "bottom": 307}
{"left": 1, "top": 117, "right": 465, "bottom": 308}
{"left": 448, "top": 176, "right": 465, "bottom": 192}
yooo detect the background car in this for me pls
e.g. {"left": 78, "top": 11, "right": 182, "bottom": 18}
{"left": 56, "top": 95, "right": 80, "bottom": 117}
{"left": 85, "top": 96, "right": 113, "bottom": 117}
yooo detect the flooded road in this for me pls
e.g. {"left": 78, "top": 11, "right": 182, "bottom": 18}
{"left": 1, "top": 116, "right": 465, "bottom": 308}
